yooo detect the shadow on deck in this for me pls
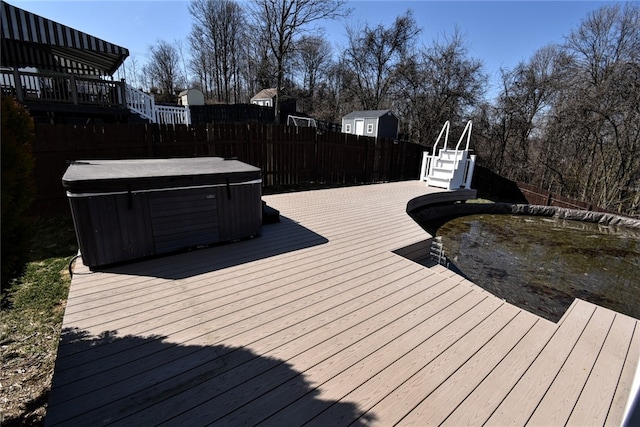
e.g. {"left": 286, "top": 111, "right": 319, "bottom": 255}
{"left": 46, "top": 328, "right": 374, "bottom": 425}
{"left": 90, "top": 216, "right": 328, "bottom": 280}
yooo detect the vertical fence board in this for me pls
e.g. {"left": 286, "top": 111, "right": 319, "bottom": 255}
{"left": 31, "top": 123, "right": 425, "bottom": 216}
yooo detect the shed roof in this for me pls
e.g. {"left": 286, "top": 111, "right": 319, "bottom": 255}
{"left": 342, "top": 109, "right": 397, "bottom": 119}
{"left": 178, "top": 88, "right": 204, "bottom": 97}
{"left": 251, "top": 88, "right": 277, "bottom": 101}
{"left": 1, "top": 1, "right": 129, "bottom": 76}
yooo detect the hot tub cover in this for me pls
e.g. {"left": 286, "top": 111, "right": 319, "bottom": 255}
{"left": 62, "top": 157, "right": 261, "bottom": 194}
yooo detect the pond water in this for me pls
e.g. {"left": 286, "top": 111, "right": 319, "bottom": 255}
{"left": 436, "top": 214, "right": 640, "bottom": 322}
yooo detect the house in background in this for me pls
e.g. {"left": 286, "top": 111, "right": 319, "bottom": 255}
{"left": 250, "top": 88, "right": 277, "bottom": 107}
{"left": 250, "top": 88, "right": 298, "bottom": 123}
{"left": 341, "top": 110, "right": 399, "bottom": 139}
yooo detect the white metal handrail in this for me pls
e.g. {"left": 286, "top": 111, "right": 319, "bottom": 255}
{"left": 454, "top": 120, "right": 473, "bottom": 152}
{"left": 429, "top": 121, "right": 450, "bottom": 177}
{"left": 452, "top": 120, "right": 473, "bottom": 174}
{"left": 420, "top": 120, "right": 475, "bottom": 190}
{"left": 431, "top": 120, "right": 450, "bottom": 155}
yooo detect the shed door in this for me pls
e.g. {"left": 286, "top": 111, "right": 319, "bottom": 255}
{"left": 355, "top": 119, "right": 365, "bottom": 136}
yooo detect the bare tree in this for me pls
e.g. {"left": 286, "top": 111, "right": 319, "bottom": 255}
{"left": 123, "top": 53, "right": 143, "bottom": 90}
{"left": 189, "top": 0, "right": 246, "bottom": 103}
{"left": 341, "top": 10, "right": 420, "bottom": 111}
{"left": 291, "top": 34, "right": 333, "bottom": 113}
{"left": 173, "top": 39, "right": 191, "bottom": 92}
{"left": 540, "top": 3, "right": 640, "bottom": 213}
{"left": 488, "top": 45, "right": 566, "bottom": 181}
{"left": 565, "top": 3, "right": 640, "bottom": 87}
{"left": 250, "top": 0, "right": 349, "bottom": 122}
{"left": 189, "top": 30, "right": 212, "bottom": 97}
{"left": 477, "top": 3, "right": 640, "bottom": 216}
{"left": 394, "top": 29, "right": 485, "bottom": 145}
{"left": 307, "top": 59, "right": 351, "bottom": 123}
{"left": 246, "top": 30, "right": 278, "bottom": 96}
{"left": 146, "top": 40, "right": 182, "bottom": 102}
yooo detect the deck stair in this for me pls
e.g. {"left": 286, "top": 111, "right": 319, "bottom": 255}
{"left": 125, "top": 84, "right": 191, "bottom": 125}
{"left": 420, "top": 120, "right": 476, "bottom": 190}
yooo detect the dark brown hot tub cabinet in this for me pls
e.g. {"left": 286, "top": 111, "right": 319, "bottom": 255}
{"left": 62, "top": 157, "right": 262, "bottom": 269}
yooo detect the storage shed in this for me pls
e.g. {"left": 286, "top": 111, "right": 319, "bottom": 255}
{"left": 62, "top": 157, "right": 262, "bottom": 268}
{"left": 341, "top": 110, "right": 399, "bottom": 139}
{"left": 178, "top": 88, "right": 205, "bottom": 106}
{"left": 250, "top": 88, "right": 277, "bottom": 107}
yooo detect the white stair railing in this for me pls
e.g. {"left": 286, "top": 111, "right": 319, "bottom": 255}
{"left": 420, "top": 120, "right": 476, "bottom": 190}
{"left": 125, "top": 84, "right": 156, "bottom": 122}
{"left": 125, "top": 84, "right": 191, "bottom": 125}
{"left": 420, "top": 121, "right": 450, "bottom": 182}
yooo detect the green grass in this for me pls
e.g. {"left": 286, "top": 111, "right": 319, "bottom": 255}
{"left": 0, "top": 215, "right": 77, "bottom": 426}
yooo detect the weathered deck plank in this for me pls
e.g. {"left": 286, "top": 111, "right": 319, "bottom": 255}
{"left": 45, "top": 181, "right": 640, "bottom": 426}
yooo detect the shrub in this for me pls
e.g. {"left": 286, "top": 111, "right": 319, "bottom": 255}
{"left": 1, "top": 96, "right": 36, "bottom": 294}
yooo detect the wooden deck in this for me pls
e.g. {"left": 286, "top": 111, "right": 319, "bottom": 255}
{"left": 46, "top": 181, "right": 639, "bottom": 426}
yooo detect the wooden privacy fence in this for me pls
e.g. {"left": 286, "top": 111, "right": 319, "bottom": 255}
{"left": 32, "top": 123, "right": 424, "bottom": 215}
{"left": 517, "top": 181, "right": 611, "bottom": 213}
{"left": 473, "top": 166, "right": 612, "bottom": 214}
{"left": 189, "top": 104, "right": 274, "bottom": 125}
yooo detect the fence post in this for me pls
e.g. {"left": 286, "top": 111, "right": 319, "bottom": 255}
{"left": 314, "top": 129, "right": 319, "bottom": 184}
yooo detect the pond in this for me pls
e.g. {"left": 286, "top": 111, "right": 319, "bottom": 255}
{"left": 436, "top": 214, "right": 640, "bottom": 322}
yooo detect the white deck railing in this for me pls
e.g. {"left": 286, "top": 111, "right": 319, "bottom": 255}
{"left": 155, "top": 104, "right": 191, "bottom": 125}
{"left": 124, "top": 84, "right": 191, "bottom": 125}
{"left": 0, "top": 69, "right": 191, "bottom": 125}
{"left": 125, "top": 84, "right": 156, "bottom": 122}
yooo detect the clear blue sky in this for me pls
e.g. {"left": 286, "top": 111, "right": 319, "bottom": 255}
{"left": 11, "top": 0, "right": 616, "bottom": 98}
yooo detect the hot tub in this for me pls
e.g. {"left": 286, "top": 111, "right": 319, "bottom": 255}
{"left": 62, "top": 157, "right": 262, "bottom": 268}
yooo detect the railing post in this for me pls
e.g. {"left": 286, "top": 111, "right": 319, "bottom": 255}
{"left": 12, "top": 68, "right": 24, "bottom": 102}
{"left": 420, "top": 151, "right": 429, "bottom": 181}
{"left": 117, "top": 79, "right": 125, "bottom": 107}
{"left": 464, "top": 154, "right": 476, "bottom": 189}
{"left": 69, "top": 75, "right": 78, "bottom": 104}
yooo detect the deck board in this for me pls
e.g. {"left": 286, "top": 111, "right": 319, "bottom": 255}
{"left": 527, "top": 306, "right": 617, "bottom": 425}
{"left": 45, "top": 181, "right": 640, "bottom": 426}
{"left": 397, "top": 310, "right": 540, "bottom": 425}
{"left": 440, "top": 318, "right": 555, "bottom": 426}
{"left": 568, "top": 313, "right": 638, "bottom": 426}
{"left": 485, "top": 300, "right": 596, "bottom": 425}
